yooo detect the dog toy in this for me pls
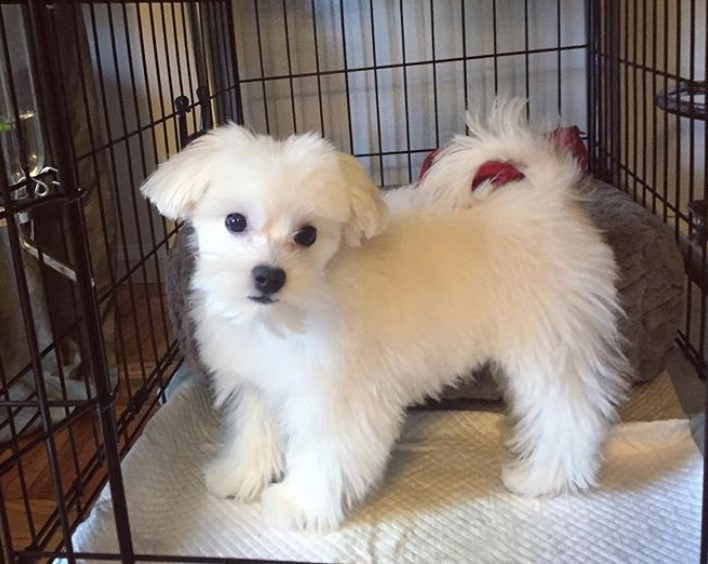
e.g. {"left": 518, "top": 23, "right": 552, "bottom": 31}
{"left": 417, "top": 126, "right": 588, "bottom": 190}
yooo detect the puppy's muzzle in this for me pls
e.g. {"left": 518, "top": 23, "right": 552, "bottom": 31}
{"left": 251, "top": 265, "right": 286, "bottom": 302}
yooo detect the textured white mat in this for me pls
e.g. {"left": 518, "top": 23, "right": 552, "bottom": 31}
{"left": 69, "top": 380, "right": 702, "bottom": 563}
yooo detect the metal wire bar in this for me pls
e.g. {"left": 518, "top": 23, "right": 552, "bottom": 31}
{"left": 281, "top": 0, "right": 297, "bottom": 133}
{"left": 224, "top": 1, "right": 244, "bottom": 124}
{"left": 524, "top": 0, "right": 531, "bottom": 119}
{"left": 369, "top": 0, "right": 384, "bottom": 184}
{"left": 338, "top": 0, "right": 354, "bottom": 152}
{"left": 460, "top": 0, "right": 468, "bottom": 133}
{"left": 176, "top": 1, "right": 198, "bottom": 132}
{"left": 0, "top": 6, "right": 77, "bottom": 560}
{"left": 236, "top": 45, "right": 587, "bottom": 86}
{"left": 701, "top": 0, "right": 708, "bottom": 554}
{"left": 398, "top": 0, "right": 412, "bottom": 181}
{"left": 429, "top": 0, "right": 440, "bottom": 146}
{"left": 310, "top": 0, "right": 325, "bottom": 136}
{"left": 252, "top": 0, "right": 270, "bottom": 132}
{"left": 649, "top": 0, "right": 658, "bottom": 210}
{"left": 673, "top": 0, "right": 682, "bottom": 240}
{"left": 556, "top": 0, "right": 562, "bottom": 115}
{"left": 209, "top": 2, "right": 229, "bottom": 122}
{"left": 491, "top": 0, "right": 499, "bottom": 94}
{"left": 625, "top": 0, "right": 645, "bottom": 200}
{"left": 699, "top": 0, "right": 708, "bottom": 369}
{"left": 661, "top": 0, "right": 670, "bottom": 220}
{"left": 623, "top": 0, "right": 631, "bottom": 198}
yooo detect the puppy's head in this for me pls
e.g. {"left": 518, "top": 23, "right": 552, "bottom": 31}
{"left": 142, "top": 125, "right": 388, "bottom": 333}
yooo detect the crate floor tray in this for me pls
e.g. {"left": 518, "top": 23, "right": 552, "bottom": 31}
{"left": 65, "top": 379, "right": 701, "bottom": 563}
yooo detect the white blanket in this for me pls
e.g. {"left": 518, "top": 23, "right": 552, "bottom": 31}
{"left": 70, "top": 380, "right": 702, "bottom": 563}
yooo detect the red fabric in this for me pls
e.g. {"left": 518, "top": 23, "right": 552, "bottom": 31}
{"left": 471, "top": 160, "right": 525, "bottom": 189}
{"left": 547, "top": 126, "right": 588, "bottom": 170}
{"left": 416, "top": 126, "right": 588, "bottom": 192}
{"left": 418, "top": 148, "right": 440, "bottom": 180}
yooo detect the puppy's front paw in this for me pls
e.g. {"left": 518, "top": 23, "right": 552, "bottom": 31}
{"left": 501, "top": 461, "right": 592, "bottom": 497}
{"left": 261, "top": 481, "right": 344, "bottom": 533}
{"left": 205, "top": 455, "right": 279, "bottom": 501}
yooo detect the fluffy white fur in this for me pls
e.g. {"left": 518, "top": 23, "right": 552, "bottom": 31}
{"left": 142, "top": 102, "right": 628, "bottom": 533}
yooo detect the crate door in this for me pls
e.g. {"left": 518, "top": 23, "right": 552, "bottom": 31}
{"left": 0, "top": 1, "right": 241, "bottom": 562}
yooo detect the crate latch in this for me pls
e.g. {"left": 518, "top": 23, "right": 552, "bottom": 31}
{"left": 175, "top": 86, "right": 214, "bottom": 150}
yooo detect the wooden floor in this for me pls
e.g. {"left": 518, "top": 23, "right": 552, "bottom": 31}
{"left": 1, "top": 283, "right": 173, "bottom": 557}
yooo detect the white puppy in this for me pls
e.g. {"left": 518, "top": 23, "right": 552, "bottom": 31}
{"left": 142, "top": 102, "right": 628, "bottom": 532}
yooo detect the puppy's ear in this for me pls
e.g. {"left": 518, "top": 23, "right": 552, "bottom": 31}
{"left": 141, "top": 124, "right": 253, "bottom": 219}
{"left": 338, "top": 153, "right": 389, "bottom": 246}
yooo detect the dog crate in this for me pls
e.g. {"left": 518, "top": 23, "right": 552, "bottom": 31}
{"left": 0, "top": 0, "right": 705, "bottom": 562}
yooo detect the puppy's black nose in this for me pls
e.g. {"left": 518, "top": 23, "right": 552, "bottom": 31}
{"left": 252, "top": 265, "right": 286, "bottom": 295}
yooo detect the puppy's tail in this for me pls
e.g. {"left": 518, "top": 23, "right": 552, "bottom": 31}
{"left": 417, "top": 98, "right": 585, "bottom": 210}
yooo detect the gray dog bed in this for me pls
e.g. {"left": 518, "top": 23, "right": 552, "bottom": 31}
{"left": 165, "top": 180, "right": 684, "bottom": 402}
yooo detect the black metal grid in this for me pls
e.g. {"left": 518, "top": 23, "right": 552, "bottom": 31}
{"left": 589, "top": 0, "right": 708, "bottom": 381}
{"left": 0, "top": 1, "right": 238, "bottom": 561}
{"left": 0, "top": 1, "right": 703, "bottom": 563}
{"left": 233, "top": 0, "right": 588, "bottom": 188}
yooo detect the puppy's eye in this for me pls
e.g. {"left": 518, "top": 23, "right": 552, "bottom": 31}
{"left": 225, "top": 213, "right": 247, "bottom": 233}
{"left": 294, "top": 225, "right": 317, "bottom": 247}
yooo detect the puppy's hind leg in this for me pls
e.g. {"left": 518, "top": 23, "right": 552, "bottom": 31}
{"left": 498, "top": 336, "right": 627, "bottom": 497}
{"left": 205, "top": 383, "right": 283, "bottom": 501}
